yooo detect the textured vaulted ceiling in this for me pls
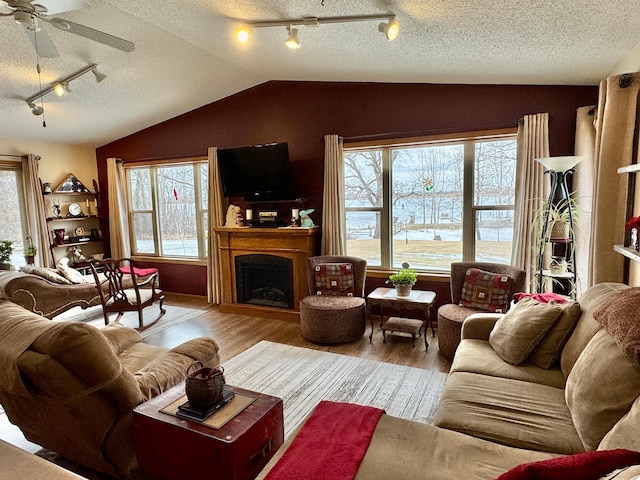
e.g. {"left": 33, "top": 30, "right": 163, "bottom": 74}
{"left": 1, "top": 0, "right": 639, "bottom": 147}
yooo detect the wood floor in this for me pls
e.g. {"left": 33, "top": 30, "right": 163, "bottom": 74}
{"left": 0, "top": 292, "right": 451, "bottom": 454}
{"left": 146, "top": 293, "right": 452, "bottom": 373}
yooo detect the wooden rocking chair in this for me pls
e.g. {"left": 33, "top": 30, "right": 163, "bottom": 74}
{"left": 89, "top": 258, "right": 166, "bottom": 330}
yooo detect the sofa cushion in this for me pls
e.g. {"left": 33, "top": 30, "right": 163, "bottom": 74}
{"left": 599, "top": 396, "right": 640, "bottom": 453}
{"left": 460, "top": 268, "right": 513, "bottom": 313}
{"left": 560, "top": 283, "right": 629, "bottom": 378}
{"left": 434, "top": 372, "right": 584, "bottom": 454}
{"left": 451, "top": 339, "right": 566, "bottom": 389}
{"left": 314, "top": 263, "right": 355, "bottom": 296}
{"left": 58, "top": 263, "right": 91, "bottom": 284}
{"left": 528, "top": 301, "right": 582, "bottom": 369}
{"left": 488, "top": 298, "right": 562, "bottom": 365}
{"left": 496, "top": 449, "right": 640, "bottom": 480}
{"left": 566, "top": 329, "right": 640, "bottom": 451}
{"left": 593, "top": 287, "right": 640, "bottom": 364}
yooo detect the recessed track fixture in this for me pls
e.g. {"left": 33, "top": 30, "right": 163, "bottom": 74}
{"left": 235, "top": 14, "right": 400, "bottom": 50}
{"left": 26, "top": 63, "right": 106, "bottom": 115}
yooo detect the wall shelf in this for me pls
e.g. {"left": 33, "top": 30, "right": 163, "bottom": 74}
{"left": 614, "top": 244, "right": 640, "bottom": 263}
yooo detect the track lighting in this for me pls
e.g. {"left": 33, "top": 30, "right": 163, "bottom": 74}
{"left": 379, "top": 17, "right": 400, "bottom": 41}
{"left": 28, "top": 102, "right": 43, "bottom": 116}
{"left": 284, "top": 25, "right": 301, "bottom": 50}
{"left": 236, "top": 14, "right": 400, "bottom": 49}
{"left": 25, "top": 63, "right": 106, "bottom": 112}
{"left": 235, "top": 25, "right": 251, "bottom": 43}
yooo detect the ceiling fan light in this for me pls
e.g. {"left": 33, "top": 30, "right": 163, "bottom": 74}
{"left": 379, "top": 18, "right": 400, "bottom": 41}
{"left": 91, "top": 65, "right": 107, "bottom": 83}
{"left": 236, "top": 26, "right": 251, "bottom": 43}
{"left": 285, "top": 27, "right": 300, "bottom": 49}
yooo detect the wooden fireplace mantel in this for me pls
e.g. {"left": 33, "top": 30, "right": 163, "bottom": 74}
{"left": 213, "top": 226, "right": 320, "bottom": 322}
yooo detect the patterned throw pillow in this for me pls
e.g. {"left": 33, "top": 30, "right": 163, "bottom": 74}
{"left": 459, "top": 268, "right": 513, "bottom": 313}
{"left": 314, "top": 263, "right": 355, "bottom": 296}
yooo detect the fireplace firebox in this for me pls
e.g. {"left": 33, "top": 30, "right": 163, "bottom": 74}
{"left": 235, "top": 254, "right": 294, "bottom": 309}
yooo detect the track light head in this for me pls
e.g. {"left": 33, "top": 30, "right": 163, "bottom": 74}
{"left": 379, "top": 17, "right": 400, "bottom": 41}
{"left": 91, "top": 65, "right": 107, "bottom": 82}
{"left": 285, "top": 26, "right": 300, "bottom": 49}
{"left": 236, "top": 25, "right": 251, "bottom": 43}
{"left": 53, "top": 82, "right": 66, "bottom": 97}
{"left": 28, "top": 102, "right": 44, "bottom": 116}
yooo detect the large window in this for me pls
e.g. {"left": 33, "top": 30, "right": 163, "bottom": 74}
{"left": 343, "top": 132, "right": 517, "bottom": 272}
{"left": 126, "top": 159, "right": 208, "bottom": 258}
{"left": 0, "top": 161, "right": 28, "bottom": 266}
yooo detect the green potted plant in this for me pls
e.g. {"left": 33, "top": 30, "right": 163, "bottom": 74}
{"left": 387, "top": 262, "right": 418, "bottom": 297}
{"left": 24, "top": 236, "right": 37, "bottom": 264}
{"left": 0, "top": 240, "right": 14, "bottom": 270}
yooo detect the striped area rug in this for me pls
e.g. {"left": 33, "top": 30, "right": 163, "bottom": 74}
{"left": 224, "top": 340, "right": 448, "bottom": 438}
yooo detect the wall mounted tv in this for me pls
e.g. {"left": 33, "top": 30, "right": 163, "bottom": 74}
{"left": 217, "top": 142, "right": 296, "bottom": 201}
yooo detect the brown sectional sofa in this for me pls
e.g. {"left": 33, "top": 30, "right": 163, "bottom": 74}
{"left": 258, "top": 282, "right": 640, "bottom": 479}
{"left": 0, "top": 300, "right": 220, "bottom": 479}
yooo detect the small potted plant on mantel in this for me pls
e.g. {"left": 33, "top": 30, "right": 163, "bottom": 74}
{"left": 387, "top": 262, "right": 418, "bottom": 297}
{"left": 0, "top": 240, "right": 14, "bottom": 270}
{"left": 24, "top": 236, "right": 37, "bottom": 265}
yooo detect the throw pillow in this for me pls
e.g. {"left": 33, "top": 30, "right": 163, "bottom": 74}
{"left": 593, "top": 287, "right": 640, "bottom": 364}
{"left": 528, "top": 301, "right": 582, "bottom": 369}
{"left": 513, "top": 292, "right": 568, "bottom": 304}
{"left": 488, "top": 298, "right": 562, "bottom": 365}
{"left": 57, "top": 258, "right": 90, "bottom": 284}
{"left": 19, "top": 265, "right": 72, "bottom": 285}
{"left": 496, "top": 449, "right": 640, "bottom": 480}
{"left": 459, "top": 268, "right": 513, "bottom": 313}
{"left": 314, "top": 263, "right": 354, "bottom": 296}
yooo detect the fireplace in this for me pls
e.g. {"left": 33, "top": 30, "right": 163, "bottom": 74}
{"left": 235, "top": 254, "right": 294, "bottom": 309}
{"left": 213, "top": 226, "right": 319, "bottom": 322}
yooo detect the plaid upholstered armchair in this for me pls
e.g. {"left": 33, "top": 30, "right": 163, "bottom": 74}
{"left": 437, "top": 262, "right": 526, "bottom": 359}
{"left": 299, "top": 255, "right": 367, "bottom": 344}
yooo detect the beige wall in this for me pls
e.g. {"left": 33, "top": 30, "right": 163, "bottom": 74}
{"left": 0, "top": 137, "right": 97, "bottom": 188}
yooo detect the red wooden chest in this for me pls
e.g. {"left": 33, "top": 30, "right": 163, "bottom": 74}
{"left": 133, "top": 383, "right": 284, "bottom": 480}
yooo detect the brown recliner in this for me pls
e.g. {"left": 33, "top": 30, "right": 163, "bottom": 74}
{"left": 437, "top": 262, "right": 526, "bottom": 359}
{"left": 299, "top": 255, "right": 367, "bottom": 344}
{"left": 0, "top": 300, "right": 220, "bottom": 479}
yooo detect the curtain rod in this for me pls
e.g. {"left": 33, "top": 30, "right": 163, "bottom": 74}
{"left": 338, "top": 122, "right": 519, "bottom": 143}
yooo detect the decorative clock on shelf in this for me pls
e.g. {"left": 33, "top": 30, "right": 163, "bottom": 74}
{"left": 74, "top": 226, "right": 85, "bottom": 237}
{"left": 68, "top": 203, "right": 83, "bottom": 217}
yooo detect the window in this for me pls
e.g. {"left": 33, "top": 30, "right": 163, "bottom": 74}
{"left": 343, "top": 131, "right": 517, "bottom": 272}
{"left": 126, "top": 158, "right": 208, "bottom": 258}
{"left": 0, "top": 160, "right": 28, "bottom": 267}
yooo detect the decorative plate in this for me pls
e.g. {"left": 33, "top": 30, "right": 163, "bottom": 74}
{"left": 74, "top": 226, "right": 85, "bottom": 236}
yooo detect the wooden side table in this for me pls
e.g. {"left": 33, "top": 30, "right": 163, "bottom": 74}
{"left": 133, "top": 383, "right": 284, "bottom": 480}
{"left": 366, "top": 287, "right": 437, "bottom": 349}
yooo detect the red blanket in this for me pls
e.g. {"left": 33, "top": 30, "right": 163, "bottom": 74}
{"left": 264, "top": 401, "right": 384, "bottom": 480}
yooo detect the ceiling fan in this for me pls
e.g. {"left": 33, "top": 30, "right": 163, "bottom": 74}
{"left": 0, "top": 0, "right": 135, "bottom": 58}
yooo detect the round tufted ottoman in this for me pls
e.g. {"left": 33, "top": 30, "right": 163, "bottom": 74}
{"left": 299, "top": 295, "right": 366, "bottom": 344}
{"left": 437, "top": 304, "right": 485, "bottom": 359}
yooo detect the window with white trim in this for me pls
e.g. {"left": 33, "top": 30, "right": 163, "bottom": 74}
{"left": 343, "top": 131, "right": 517, "bottom": 272}
{"left": 126, "top": 159, "right": 208, "bottom": 258}
{"left": 0, "top": 160, "right": 28, "bottom": 267}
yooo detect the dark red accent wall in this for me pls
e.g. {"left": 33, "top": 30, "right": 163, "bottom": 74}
{"left": 96, "top": 80, "right": 598, "bottom": 296}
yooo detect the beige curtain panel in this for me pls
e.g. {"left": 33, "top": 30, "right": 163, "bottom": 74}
{"left": 321, "top": 134, "right": 346, "bottom": 255}
{"left": 589, "top": 73, "right": 640, "bottom": 285}
{"left": 573, "top": 105, "right": 596, "bottom": 295}
{"left": 107, "top": 157, "right": 131, "bottom": 259}
{"left": 511, "top": 112, "right": 549, "bottom": 292}
{"left": 207, "top": 146, "right": 225, "bottom": 304}
{"left": 22, "top": 154, "right": 51, "bottom": 267}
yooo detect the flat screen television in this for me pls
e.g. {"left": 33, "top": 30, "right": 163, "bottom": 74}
{"left": 217, "top": 142, "right": 295, "bottom": 200}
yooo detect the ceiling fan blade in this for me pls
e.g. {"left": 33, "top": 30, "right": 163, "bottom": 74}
{"left": 25, "top": 26, "right": 59, "bottom": 57}
{"left": 45, "top": 17, "right": 135, "bottom": 53}
{"left": 34, "top": 0, "right": 85, "bottom": 15}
